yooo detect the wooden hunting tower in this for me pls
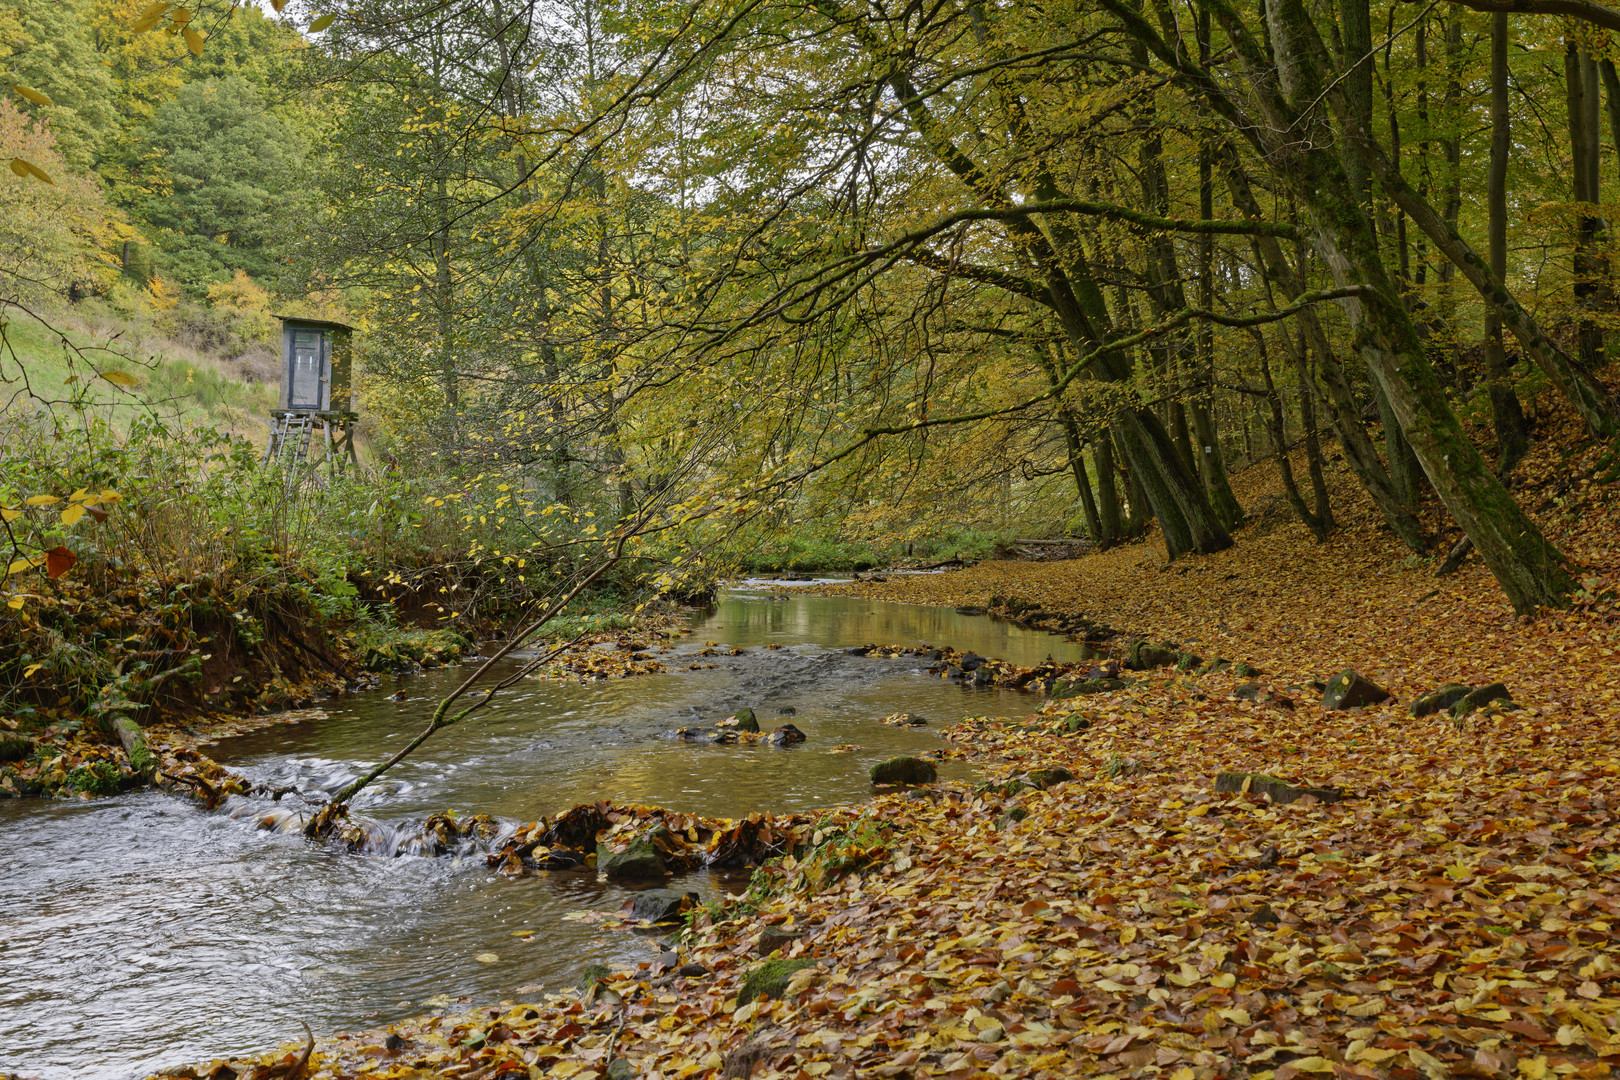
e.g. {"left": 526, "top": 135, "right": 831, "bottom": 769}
{"left": 263, "top": 315, "right": 359, "bottom": 469}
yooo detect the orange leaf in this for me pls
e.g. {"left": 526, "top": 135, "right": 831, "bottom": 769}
{"left": 45, "top": 545, "right": 76, "bottom": 579}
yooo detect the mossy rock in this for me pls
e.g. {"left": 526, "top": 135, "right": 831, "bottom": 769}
{"left": 737, "top": 958, "right": 817, "bottom": 1005}
{"left": 1049, "top": 677, "right": 1126, "bottom": 700}
{"left": 1026, "top": 767, "right": 1074, "bottom": 789}
{"left": 1412, "top": 684, "right": 1470, "bottom": 717}
{"left": 1125, "top": 639, "right": 1179, "bottom": 670}
{"left": 975, "top": 779, "right": 1031, "bottom": 798}
{"left": 1199, "top": 657, "right": 1234, "bottom": 675}
{"left": 597, "top": 838, "right": 667, "bottom": 880}
{"left": 0, "top": 735, "right": 34, "bottom": 764}
{"left": 1174, "top": 652, "right": 1205, "bottom": 672}
{"left": 1055, "top": 715, "right": 1092, "bottom": 734}
{"left": 870, "top": 756, "right": 936, "bottom": 785}
{"left": 1450, "top": 682, "right": 1515, "bottom": 716}
{"left": 1215, "top": 770, "right": 1344, "bottom": 805}
{"left": 731, "top": 708, "right": 760, "bottom": 733}
{"left": 998, "top": 806, "right": 1030, "bottom": 829}
{"left": 1232, "top": 662, "right": 1261, "bottom": 678}
{"left": 1321, "top": 669, "right": 1391, "bottom": 710}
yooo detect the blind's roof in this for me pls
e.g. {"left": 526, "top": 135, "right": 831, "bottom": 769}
{"left": 274, "top": 315, "right": 356, "bottom": 333}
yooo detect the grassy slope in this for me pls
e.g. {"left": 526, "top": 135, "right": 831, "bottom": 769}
{"left": 2, "top": 307, "right": 277, "bottom": 442}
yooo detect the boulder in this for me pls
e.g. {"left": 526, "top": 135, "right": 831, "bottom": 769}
{"left": 1215, "top": 771, "right": 1344, "bottom": 804}
{"left": 1321, "top": 669, "right": 1391, "bottom": 710}
{"left": 1450, "top": 682, "right": 1515, "bottom": 715}
{"left": 959, "top": 652, "right": 986, "bottom": 671}
{"left": 775, "top": 707, "right": 797, "bottom": 715}
{"left": 737, "top": 958, "right": 817, "bottom": 1005}
{"left": 1175, "top": 652, "right": 1205, "bottom": 671}
{"left": 732, "top": 708, "right": 760, "bottom": 733}
{"left": 1412, "top": 683, "right": 1471, "bottom": 717}
{"left": 972, "top": 666, "right": 996, "bottom": 686}
{"left": 597, "top": 838, "right": 667, "bottom": 880}
{"left": 1055, "top": 715, "right": 1091, "bottom": 734}
{"left": 1199, "top": 657, "right": 1234, "bottom": 675}
{"left": 630, "top": 888, "right": 699, "bottom": 924}
{"left": 1235, "top": 681, "right": 1264, "bottom": 702}
{"left": 1233, "top": 662, "right": 1262, "bottom": 678}
{"left": 870, "top": 756, "right": 937, "bottom": 785}
{"left": 768, "top": 723, "right": 806, "bottom": 746}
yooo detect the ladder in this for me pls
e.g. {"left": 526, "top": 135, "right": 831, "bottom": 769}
{"left": 264, "top": 411, "right": 316, "bottom": 466}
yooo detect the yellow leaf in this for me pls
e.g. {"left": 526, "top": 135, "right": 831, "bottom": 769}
{"left": 67, "top": 488, "right": 90, "bottom": 503}
{"left": 309, "top": 12, "right": 336, "bottom": 30}
{"left": 1, "top": 508, "right": 20, "bottom": 522}
{"left": 170, "top": 6, "right": 191, "bottom": 23}
{"left": 1347, "top": 998, "right": 1385, "bottom": 1017}
{"left": 22, "top": 663, "right": 41, "bottom": 677}
{"left": 271, "top": 0, "right": 286, "bottom": 9}
{"left": 12, "top": 84, "right": 51, "bottom": 106}
{"left": 100, "top": 369, "right": 140, "bottom": 387}
{"left": 1210, "top": 972, "right": 1236, "bottom": 989}
{"left": 1520, "top": 1056, "right": 1550, "bottom": 1079}
{"left": 24, "top": 495, "right": 59, "bottom": 506}
{"left": 182, "top": 26, "right": 203, "bottom": 53}
{"left": 475, "top": 952, "right": 498, "bottom": 963}
{"left": 9, "top": 157, "right": 53, "bottom": 184}
{"left": 136, "top": 1, "right": 171, "bottom": 17}
{"left": 1291, "top": 1058, "right": 1335, "bottom": 1074}
{"left": 6, "top": 596, "right": 23, "bottom": 609}
{"left": 60, "top": 503, "right": 85, "bottom": 526}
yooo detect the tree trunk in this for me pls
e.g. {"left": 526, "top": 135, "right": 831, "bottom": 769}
{"left": 1094, "top": 440, "right": 1123, "bottom": 547}
{"left": 1218, "top": 0, "right": 1580, "bottom": 612}
{"left": 1568, "top": 41, "right": 1609, "bottom": 377}
{"left": 1257, "top": 329, "right": 1329, "bottom": 540}
{"left": 1485, "top": 12, "right": 1529, "bottom": 473}
{"left": 1221, "top": 145, "right": 1425, "bottom": 550}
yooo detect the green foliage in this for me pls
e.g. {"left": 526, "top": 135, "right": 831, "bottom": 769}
{"left": 139, "top": 75, "right": 306, "bottom": 292}
{"left": 65, "top": 759, "right": 121, "bottom": 795}
{"left": 0, "top": 0, "right": 118, "bottom": 171}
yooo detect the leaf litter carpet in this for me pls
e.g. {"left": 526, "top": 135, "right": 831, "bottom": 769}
{"left": 155, "top": 417, "right": 1620, "bottom": 1080}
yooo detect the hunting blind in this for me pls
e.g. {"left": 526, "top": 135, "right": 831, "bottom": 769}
{"left": 263, "top": 315, "right": 359, "bottom": 469}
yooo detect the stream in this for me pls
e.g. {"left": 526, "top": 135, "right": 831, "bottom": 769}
{"left": 0, "top": 587, "right": 1088, "bottom": 1079}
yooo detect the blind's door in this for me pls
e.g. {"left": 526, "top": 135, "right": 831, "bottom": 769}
{"left": 289, "top": 330, "right": 323, "bottom": 408}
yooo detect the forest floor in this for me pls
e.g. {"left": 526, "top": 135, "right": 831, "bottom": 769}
{"left": 150, "top": 404, "right": 1620, "bottom": 1080}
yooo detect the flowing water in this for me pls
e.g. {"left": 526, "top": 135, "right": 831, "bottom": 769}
{"left": 0, "top": 588, "right": 1085, "bottom": 1080}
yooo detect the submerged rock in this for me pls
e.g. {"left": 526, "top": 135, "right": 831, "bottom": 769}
{"left": 769, "top": 723, "right": 806, "bottom": 746}
{"left": 870, "top": 756, "right": 937, "bottom": 785}
{"left": 629, "top": 888, "right": 699, "bottom": 924}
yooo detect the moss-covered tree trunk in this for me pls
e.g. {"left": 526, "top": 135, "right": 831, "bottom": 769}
{"left": 1252, "top": 0, "right": 1578, "bottom": 613}
{"left": 1484, "top": 12, "right": 1529, "bottom": 473}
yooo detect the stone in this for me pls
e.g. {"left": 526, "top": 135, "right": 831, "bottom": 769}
{"left": 1235, "top": 681, "right": 1263, "bottom": 701}
{"left": 756, "top": 924, "right": 806, "bottom": 956}
{"left": 1174, "top": 652, "right": 1205, "bottom": 671}
{"left": 1025, "top": 767, "right": 1074, "bottom": 789}
{"left": 677, "top": 963, "right": 708, "bottom": 977}
{"left": 630, "top": 888, "right": 698, "bottom": 923}
{"left": 1233, "top": 662, "right": 1262, "bottom": 678}
{"left": 1450, "top": 682, "right": 1514, "bottom": 715}
{"left": 1056, "top": 715, "right": 1091, "bottom": 734}
{"left": 1199, "top": 657, "right": 1234, "bottom": 675}
{"left": 1321, "top": 669, "right": 1391, "bottom": 710}
{"left": 945, "top": 665, "right": 964, "bottom": 679}
{"left": 1125, "top": 639, "right": 1179, "bottom": 670}
{"left": 731, "top": 708, "right": 760, "bottom": 733}
{"left": 891, "top": 713, "right": 928, "bottom": 726}
{"left": 959, "top": 652, "right": 986, "bottom": 671}
{"left": 768, "top": 723, "right": 806, "bottom": 746}
{"left": 737, "top": 958, "right": 817, "bottom": 1005}
{"left": 1048, "top": 676, "right": 1126, "bottom": 700}
{"left": 0, "top": 735, "right": 34, "bottom": 763}
{"left": 775, "top": 707, "right": 796, "bottom": 715}
{"left": 1412, "top": 684, "right": 1471, "bottom": 717}
{"left": 869, "top": 756, "right": 937, "bottom": 785}
{"left": 607, "top": 1057, "right": 635, "bottom": 1080}
{"left": 972, "top": 666, "right": 996, "bottom": 685}
{"left": 1215, "top": 770, "right": 1344, "bottom": 804}
{"left": 597, "top": 838, "right": 667, "bottom": 880}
